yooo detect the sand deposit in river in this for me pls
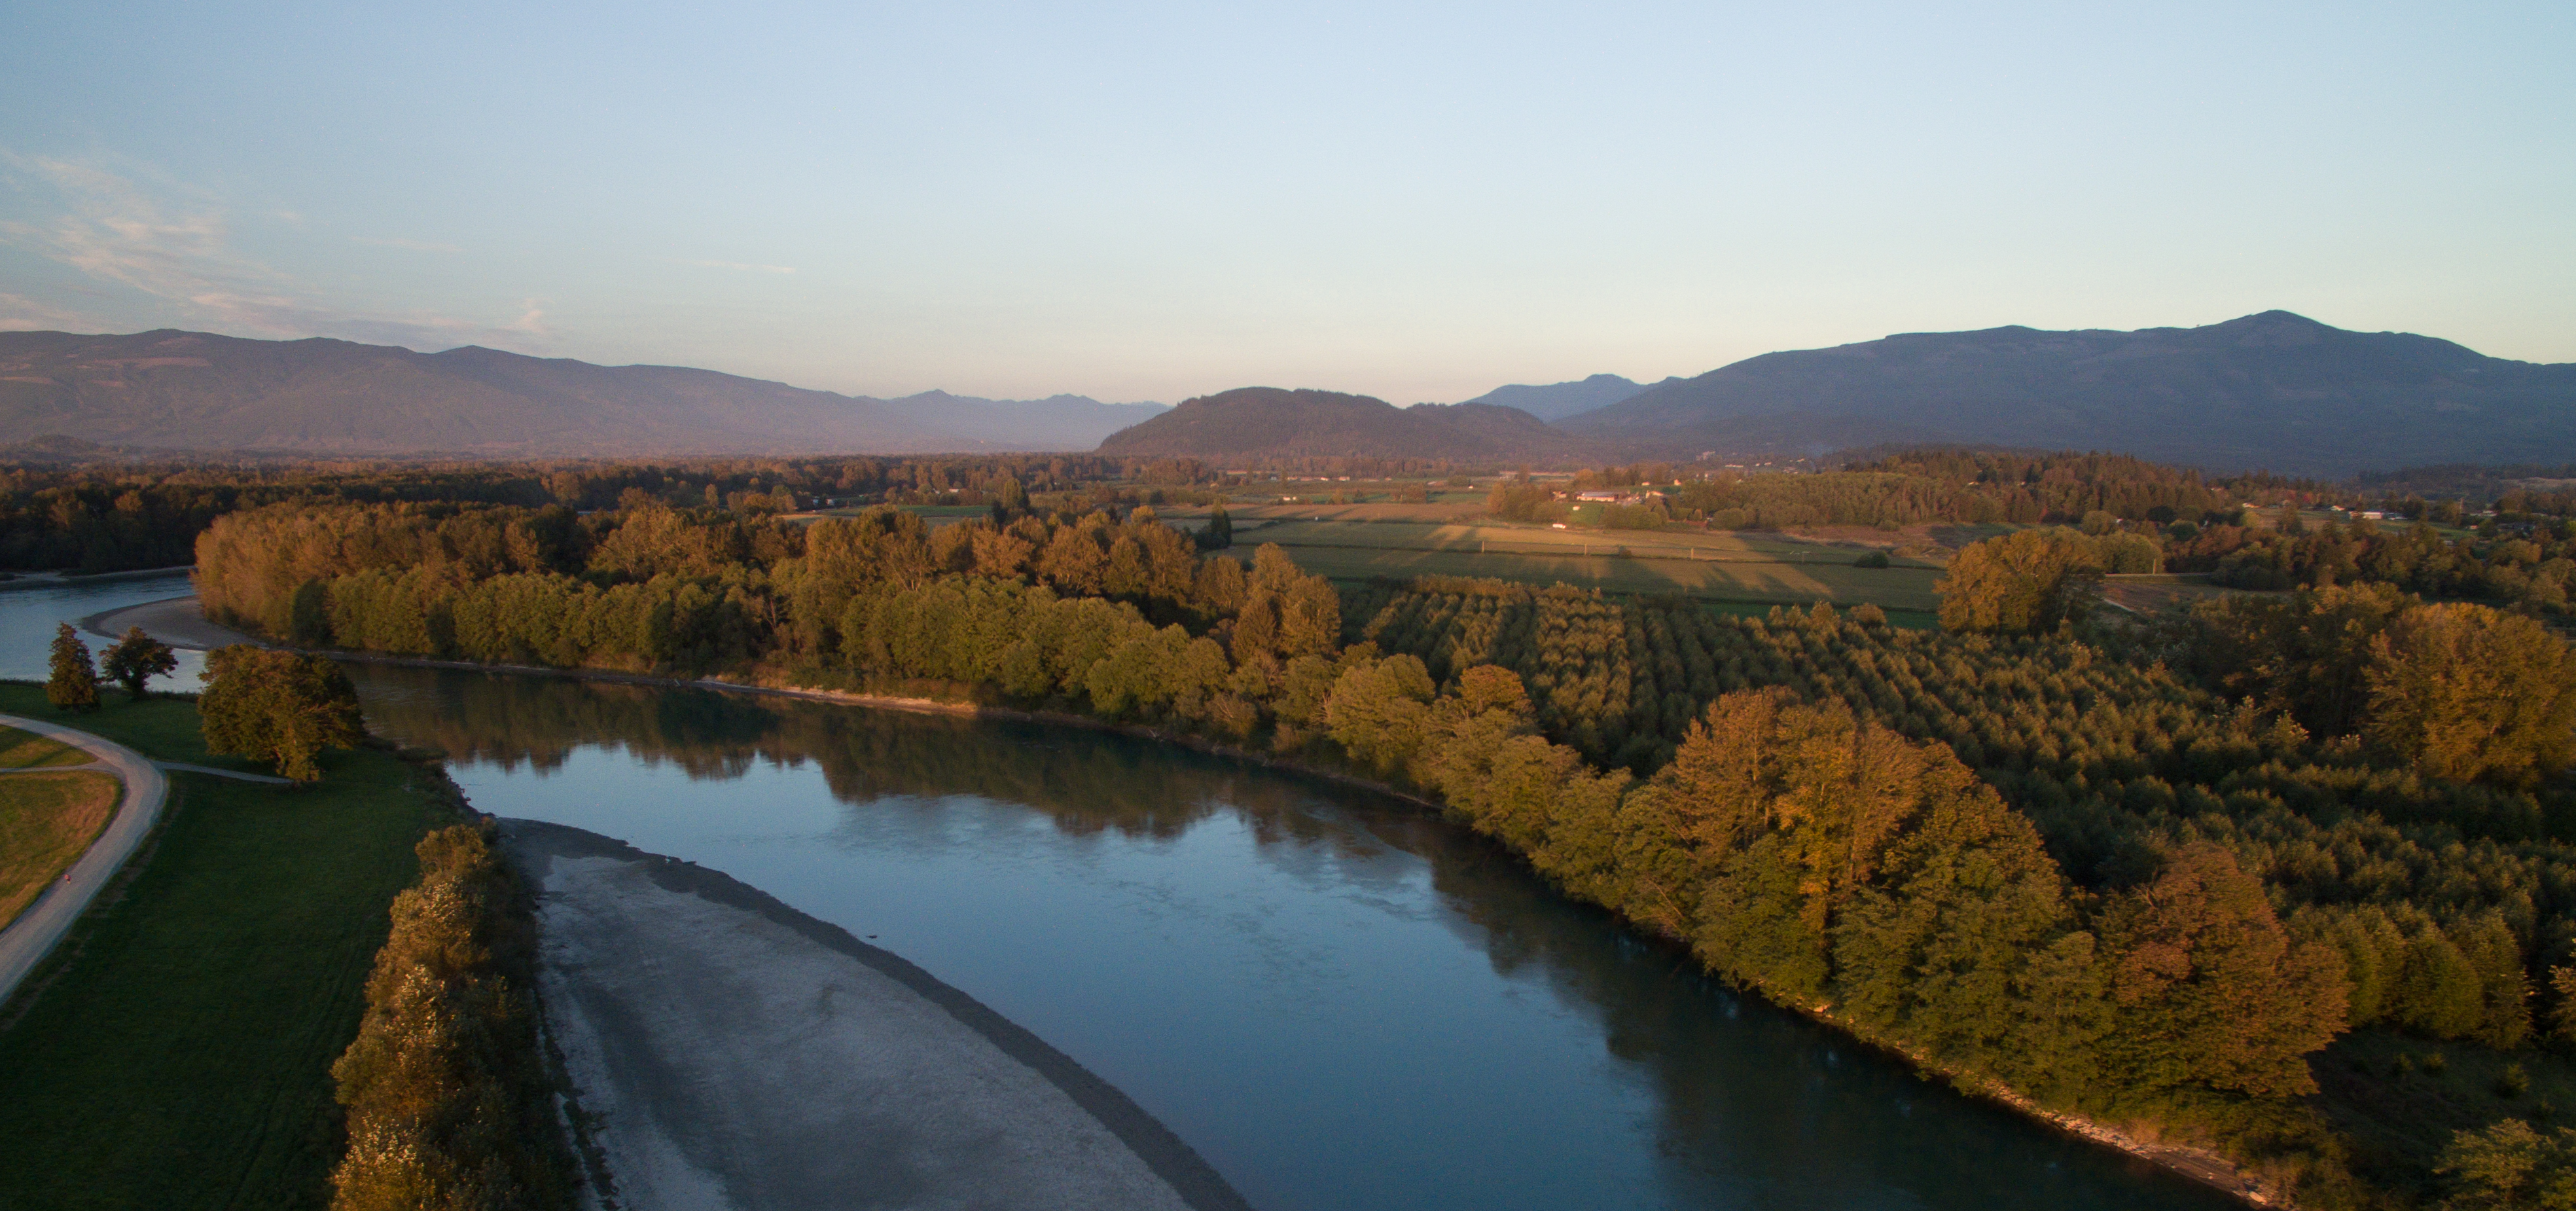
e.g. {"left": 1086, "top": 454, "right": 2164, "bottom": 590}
{"left": 501, "top": 821, "right": 1249, "bottom": 1211}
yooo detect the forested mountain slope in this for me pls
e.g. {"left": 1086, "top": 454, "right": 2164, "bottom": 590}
{"left": 0, "top": 330, "right": 1164, "bottom": 456}
{"left": 1565, "top": 312, "right": 2576, "bottom": 477}
{"left": 1096, "top": 386, "right": 1600, "bottom": 462}
{"left": 1456, "top": 374, "right": 1664, "bottom": 421}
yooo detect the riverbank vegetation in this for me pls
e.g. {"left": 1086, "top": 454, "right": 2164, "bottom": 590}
{"left": 183, "top": 464, "right": 2576, "bottom": 1206}
{"left": 0, "top": 683, "right": 450, "bottom": 1210}
{"left": 328, "top": 822, "right": 573, "bottom": 1210}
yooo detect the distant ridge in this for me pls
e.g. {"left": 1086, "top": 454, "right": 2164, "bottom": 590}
{"left": 1564, "top": 312, "right": 2576, "bottom": 477}
{"left": 1096, "top": 387, "right": 1599, "bottom": 463}
{"left": 0, "top": 329, "right": 1166, "bottom": 457}
{"left": 1458, "top": 374, "right": 1666, "bottom": 422}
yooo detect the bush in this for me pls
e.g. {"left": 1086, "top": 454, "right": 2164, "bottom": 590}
{"left": 1855, "top": 551, "right": 1892, "bottom": 569}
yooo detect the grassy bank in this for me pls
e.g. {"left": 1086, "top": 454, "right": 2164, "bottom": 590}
{"left": 0, "top": 769, "right": 119, "bottom": 928}
{"left": 0, "top": 683, "right": 446, "bottom": 1211}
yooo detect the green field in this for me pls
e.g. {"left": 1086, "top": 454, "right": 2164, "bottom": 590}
{"left": 0, "top": 723, "right": 89, "bottom": 769}
{"left": 1235, "top": 518, "right": 1946, "bottom": 613}
{"left": 0, "top": 770, "right": 119, "bottom": 930}
{"left": 0, "top": 684, "right": 444, "bottom": 1211}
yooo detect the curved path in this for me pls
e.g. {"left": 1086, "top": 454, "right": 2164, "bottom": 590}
{"left": 0, "top": 714, "right": 168, "bottom": 1007}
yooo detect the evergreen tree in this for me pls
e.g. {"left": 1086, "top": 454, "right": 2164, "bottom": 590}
{"left": 989, "top": 475, "right": 1029, "bottom": 525}
{"left": 45, "top": 623, "right": 100, "bottom": 713}
{"left": 1200, "top": 502, "right": 1234, "bottom": 551}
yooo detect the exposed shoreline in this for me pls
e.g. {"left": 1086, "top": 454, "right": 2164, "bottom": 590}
{"left": 501, "top": 819, "right": 1251, "bottom": 1211}
{"left": 89, "top": 594, "right": 2280, "bottom": 1207}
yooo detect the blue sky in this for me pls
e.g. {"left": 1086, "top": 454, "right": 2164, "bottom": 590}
{"left": 2, "top": 1, "right": 2567, "bottom": 405}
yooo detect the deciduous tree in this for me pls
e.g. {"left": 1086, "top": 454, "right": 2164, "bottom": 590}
{"left": 199, "top": 645, "right": 365, "bottom": 781}
{"left": 99, "top": 626, "right": 178, "bottom": 699}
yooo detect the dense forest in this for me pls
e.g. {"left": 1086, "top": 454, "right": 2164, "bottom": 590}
{"left": 187, "top": 485, "right": 2576, "bottom": 1206}
{"left": 0, "top": 454, "right": 1206, "bottom": 573}
{"left": 1672, "top": 451, "right": 2312, "bottom": 530}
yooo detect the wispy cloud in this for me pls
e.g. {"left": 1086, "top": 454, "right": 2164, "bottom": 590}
{"left": 682, "top": 258, "right": 797, "bottom": 274}
{"left": 0, "top": 151, "right": 545, "bottom": 351}
{"left": 353, "top": 235, "right": 463, "bottom": 253}
{"left": 0, "top": 291, "right": 107, "bottom": 333}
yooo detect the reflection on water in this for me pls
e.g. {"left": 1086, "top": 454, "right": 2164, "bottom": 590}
{"left": 352, "top": 663, "right": 2239, "bottom": 1211}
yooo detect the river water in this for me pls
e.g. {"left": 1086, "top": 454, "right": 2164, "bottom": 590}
{"left": 1, "top": 577, "right": 2241, "bottom": 1210}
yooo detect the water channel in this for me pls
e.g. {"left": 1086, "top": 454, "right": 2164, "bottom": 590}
{"left": 1, "top": 575, "right": 2242, "bottom": 1210}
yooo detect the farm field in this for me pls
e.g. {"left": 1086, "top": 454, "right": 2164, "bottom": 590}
{"left": 2096, "top": 573, "right": 2280, "bottom": 619}
{"left": 1234, "top": 518, "right": 1945, "bottom": 613}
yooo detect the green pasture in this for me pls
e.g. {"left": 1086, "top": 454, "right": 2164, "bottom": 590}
{"left": 1237, "top": 519, "right": 1944, "bottom": 612}
{"left": 0, "top": 723, "right": 88, "bottom": 769}
{"left": 0, "top": 683, "right": 444, "bottom": 1211}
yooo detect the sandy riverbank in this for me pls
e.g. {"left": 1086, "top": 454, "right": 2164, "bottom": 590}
{"left": 500, "top": 820, "right": 1251, "bottom": 1211}
{"left": 79, "top": 595, "right": 256, "bottom": 651}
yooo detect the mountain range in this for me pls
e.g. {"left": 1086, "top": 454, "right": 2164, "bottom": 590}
{"left": 7, "top": 314, "right": 2569, "bottom": 475}
{"left": 0, "top": 330, "right": 1166, "bottom": 457}
{"left": 1559, "top": 311, "right": 2576, "bottom": 477}
{"left": 1094, "top": 387, "right": 1597, "bottom": 463}
{"left": 1456, "top": 373, "right": 1668, "bottom": 422}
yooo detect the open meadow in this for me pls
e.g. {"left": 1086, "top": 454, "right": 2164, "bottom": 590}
{"left": 1231, "top": 517, "right": 1946, "bottom": 614}
{"left": 0, "top": 685, "right": 443, "bottom": 1211}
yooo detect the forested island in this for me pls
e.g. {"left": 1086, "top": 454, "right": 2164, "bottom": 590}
{"left": 98, "top": 444, "right": 2570, "bottom": 1208}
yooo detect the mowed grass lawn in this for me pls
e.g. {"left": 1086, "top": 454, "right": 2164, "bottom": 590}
{"left": 0, "top": 723, "right": 92, "bottom": 768}
{"left": 1240, "top": 519, "right": 1946, "bottom": 613}
{"left": 0, "top": 769, "right": 120, "bottom": 930}
{"left": 0, "top": 683, "right": 443, "bottom": 1211}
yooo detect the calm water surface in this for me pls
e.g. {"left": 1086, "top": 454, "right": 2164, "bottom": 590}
{"left": 0, "top": 573, "right": 206, "bottom": 687}
{"left": 347, "top": 662, "right": 2243, "bottom": 1211}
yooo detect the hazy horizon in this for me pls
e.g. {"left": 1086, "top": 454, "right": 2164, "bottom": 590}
{"left": 3, "top": 1, "right": 2568, "bottom": 407}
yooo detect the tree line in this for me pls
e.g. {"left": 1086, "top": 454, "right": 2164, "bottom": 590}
{"left": 194, "top": 491, "right": 2576, "bottom": 1204}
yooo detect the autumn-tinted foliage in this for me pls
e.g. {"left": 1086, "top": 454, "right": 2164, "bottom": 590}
{"left": 328, "top": 823, "right": 572, "bottom": 1210}
{"left": 199, "top": 645, "right": 366, "bottom": 780}
{"left": 192, "top": 486, "right": 2576, "bottom": 1205}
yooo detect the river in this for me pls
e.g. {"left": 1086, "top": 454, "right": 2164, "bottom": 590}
{"left": 1, "top": 575, "right": 2243, "bottom": 1210}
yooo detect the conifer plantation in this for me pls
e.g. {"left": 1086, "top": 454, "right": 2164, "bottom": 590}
{"left": 178, "top": 454, "right": 2576, "bottom": 1206}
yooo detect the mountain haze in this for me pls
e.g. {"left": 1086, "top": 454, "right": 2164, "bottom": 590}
{"left": 1458, "top": 374, "right": 1665, "bottom": 421}
{"left": 1096, "top": 388, "right": 1599, "bottom": 463}
{"left": 0, "top": 330, "right": 1166, "bottom": 457}
{"left": 1565, "top": 312, "right": 2576, "bottom": 476}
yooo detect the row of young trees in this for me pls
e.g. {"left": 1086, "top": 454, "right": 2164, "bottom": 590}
{"left": 2169, "top": 513, "right": 2576, "bottom": 618}
{"left": 1351, "top": 576, "right": 2576, "bottom": 1056}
